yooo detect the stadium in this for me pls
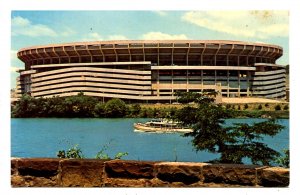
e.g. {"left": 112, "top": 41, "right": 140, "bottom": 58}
{"left": 16, "top": 40, "right": 286, "bottom": 103}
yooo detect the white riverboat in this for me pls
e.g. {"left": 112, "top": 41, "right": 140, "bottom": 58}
{"left": 133, "top": 118, "right": 193, "bottom": 133}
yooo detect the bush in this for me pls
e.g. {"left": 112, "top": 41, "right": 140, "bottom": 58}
{"left": 275, "top": 104, "right": 281, "bottom": 111}
{"left": 93, "top": 103, "right": 105, "bottom": 117}
{"left": 104, "top": 98, "right": 127, "bottom": 117}
{"left": 57, "top": 144, "right": 84, "bottom": 159}
{"left": 226, "top": 104, "right": 231, "bottom": 109}
{"left": 258, "top": 104, "right": 263, "bottom": 110}
{"left": 128, "top": 104, "right": 141, "bottom": 117}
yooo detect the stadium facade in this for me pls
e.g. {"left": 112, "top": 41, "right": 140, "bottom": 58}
{"left": 16, "top": 40, "right": 286, "bottom": 102}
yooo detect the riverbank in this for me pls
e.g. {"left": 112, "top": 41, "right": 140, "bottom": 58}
{"left": 11, "top": 94, "right": 289, "bottom": 119}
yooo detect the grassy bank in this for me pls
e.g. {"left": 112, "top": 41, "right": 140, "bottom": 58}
{"left": 139, "top": 102, "right": 289, "bottom": 119}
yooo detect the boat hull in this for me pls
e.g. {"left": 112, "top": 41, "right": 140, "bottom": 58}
{"left": 133, "top": 123, "right": 193, "bottom": 133}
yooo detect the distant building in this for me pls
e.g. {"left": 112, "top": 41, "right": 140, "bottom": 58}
{"left": 16, "top": 40, "right": 286, "bottom": 103}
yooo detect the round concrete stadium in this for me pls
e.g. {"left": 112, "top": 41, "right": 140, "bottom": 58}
{"left": 16, "top": 40, "right": 286, "bottom": 103}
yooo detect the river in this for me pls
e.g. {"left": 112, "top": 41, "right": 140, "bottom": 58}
{"left": 11, "top": 118, "right": 289, "bottom": 164}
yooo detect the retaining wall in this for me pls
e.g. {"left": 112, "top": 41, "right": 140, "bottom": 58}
{"left": 11, "top": 158, "right": 289, "bottom": 187}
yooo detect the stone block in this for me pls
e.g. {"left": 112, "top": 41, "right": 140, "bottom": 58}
{"left": 11, "top": 158, "right": 19, "bottom": 175}
{"left": 17, "top": 158, "right": 60, "bottom": 178}
{"left": 60, "top": 159, "right": 105, "bottom": 187}
{"left": 11, "top": 175, "right": 59, "bottom": 187}
{"left": 203, "top": 164, "right": 262, "bottom": 186}
{"left": 104, "top": 178, "right": 153, "bottom": 187}
{"left": 258, "top": 167, "right": 289, "bottom": 187}
{"left": 105, "top": 160, "right": 155, "bottom": 179}
{"left": 154, "top": 162, "right": 208, "bottom": 185}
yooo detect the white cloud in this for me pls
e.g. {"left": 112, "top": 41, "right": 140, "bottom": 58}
{"left": 12, "top": 16, "right": 58, "bottom": 37}
{"left": 182, "top": 11, "right": 288, "bottom": 39}
{"left": 11, "top": 16, "right": 30, "bottom": 27}
{"left": 108, "top": 35, "right": 128, "bottom": 40}
{"left": 10, "top": 50, "right": 17, "bottom": 60}
{"left": 61, "top": 27, "right": 76, "bottom": 37}
{"left": 10, "top": 66, "right": 20, "bottom": 72}
{"left": 141, "top": 32, "right": 188, "bottom": 40}
{"left": 81, "top": 32, "right": 103, "bottom": 41}
{"left": 154, "top": 11, "right": 167, "bottom": 17}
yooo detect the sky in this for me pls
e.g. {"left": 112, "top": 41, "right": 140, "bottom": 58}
{"left": 10, "top": 10, "right": 289, "bottom": 89}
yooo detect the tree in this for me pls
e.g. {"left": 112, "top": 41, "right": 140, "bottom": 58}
{"left": 275, "top": 149, "right": 289, "bottom": 168}
{"left": 175, "top": 94, "right": 284, "bottom": 165}
{"left": 128, "top": 104, "right": 141, "bottom": 117}
{"left": 64, "top": 92, "right": 98, "bottom": 117}
{"left": 175, "top": 91, "right": 214, "bottom": 104}
{"left": 104, "top": 98, "right": 127, "bottom": 117}
{"left": 12, "top": 94, "right": 44, "bottom": 117}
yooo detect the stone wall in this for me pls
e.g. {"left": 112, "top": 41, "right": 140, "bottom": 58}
{"left": 11, "top": 158, "right": 289, "bottom": 187}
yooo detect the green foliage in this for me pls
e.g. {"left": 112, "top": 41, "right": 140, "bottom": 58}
{"left": 64, "top": 92, "right": 98, "bottom": 117}
{"left": 226, "top": 104, "right": 231, "bottom": 109}
{"left": 104, "top": 98, "right": 127, "bottom": 117}
{"left": 57, "top": 142, "right": 128, "bottom": 160}
{"left": 175, "top": 91, "right": 214, "bottom": 104}
{"left": 258, "top": 104, "right": 263, "bottom": 110}
{"left": 93, "top": 103, "right": 106, "bottom": 117}
{"left": 275, "top": 104, "right": 281, "bottom": 111}
{"left": 95, "top": 141, "right": 112, "bottom": 160}
{"left": 129, "top": 104, "right": 141, "bottom": 117}
{"left": 114, "top": 152, "right": 129, "bottom": 159}
{"left": 95, "top": 141, "right": 128, "bottom": 160}
{"left": 275, "top": 149, "right": 289, "bottom": 168}
{"left": 57, "top": 144, "right": 84, "bottom": 159}
{"left": 175, "top": 98, "right": 284, "bottom": 165}
{"left": 12, "top": 94, "right": 43, "bottom": 117}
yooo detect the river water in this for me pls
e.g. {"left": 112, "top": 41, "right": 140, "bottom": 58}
{"left": 11, "top": 118, "right": 289, "bottom": 164}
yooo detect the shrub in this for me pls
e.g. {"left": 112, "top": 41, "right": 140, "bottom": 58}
{"left": 93, "top": 103, "right": 105, "bottom": 117}
{"left": 104, "top": 98, "right": 127, "bottom": 117}
{"left": 258, "top": 104, "right": 263, "bottom": 110}
{"left": 226, "top": 104, "right": 231, "bottom": 109}
{"left": 275, "top": 104, "right": 281, "bottom": 111}
{"left": 129, "top": 104, "right": 141, "bottom": 117}
{"left": 57, "top": 144, "right": 84, "bottom": 159}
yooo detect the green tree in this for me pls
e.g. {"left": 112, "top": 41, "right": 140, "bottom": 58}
{"left": 63, "top": 92, "right": 98, "bottom": 117}
{"left": 275, "top": 149, "right": 289, "bottom": 168}
{"left": 93, "top": 102, "right": 106, "bottom": 117}
{"left": 175, "top": 94, "right": 284, "bottom": 165}
{"left": 128, "top": 104, "right": 141, "bottom": 117}
{"left": 12, "top": 94, "right": 44, "bottom": 117}
{"left": 175, "top": 91, "right": 214, "bottom": 104}
{"left": 104, "top": 98, "right": 127, "bottom": 117}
